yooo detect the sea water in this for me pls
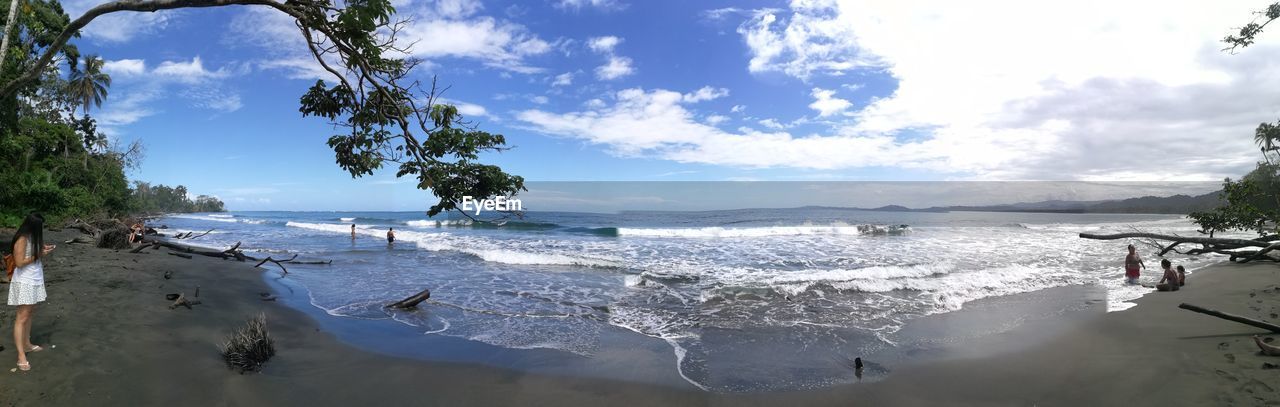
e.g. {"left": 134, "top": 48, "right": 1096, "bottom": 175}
{"left": 159, "top": 208, "right": 1228, "bottom": 391}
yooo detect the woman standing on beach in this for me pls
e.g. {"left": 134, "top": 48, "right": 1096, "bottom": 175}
{"left": 9, "top": 213, "right": 54, "bottom": 371}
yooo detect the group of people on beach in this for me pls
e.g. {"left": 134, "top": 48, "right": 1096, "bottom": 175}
{"left": 350, "top": 224, "right": 396, "bottom": 244}
{"left": 1124, "top": 244, "right": 1186, "bottom": 291}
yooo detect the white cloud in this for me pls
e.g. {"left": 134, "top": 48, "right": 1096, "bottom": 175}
{"left": 153, "top": 57, "right": 231, "bottom": 84}
{"left": 555, "top": 0, "right": 624, "bottom": 11}
{"left": 682, "top": 86, "right": 730, "bottom": 103}
{"left": 706, "top": 115, "right": 729, "bottom": 125}
{"left": 228, "top": 4, "right": 553, "bottom": 78}
{"left": 530, "top": 95, "right": 550, "bottom": 104}
{"left": 588, "top": 36, "right": 622, "bottom": 54}
{"left": 730, "top": 105, "right": 746, "bottom": 113}
{"left": 552, "top": 72, "right": 575, "bottom": 86}
{"left": 808, "top": 88, "right": 851, "bottom": 117}
{"left": 103, "top": 59, "right": 146, "bottom": 77}
{"left": 516, "top": 87, "right": 1049, "bottom": 174}
{"left": 63, "top": 0, "right": 171, "bottom": 43}
{"left": 713, "top": 0, "right": 1280, "bottom": 180}
{"left": 596, "top": 56, "right": 634, "bottom": 80}
{"left": 758, "top": 118, "right": 785, "bottom": 129}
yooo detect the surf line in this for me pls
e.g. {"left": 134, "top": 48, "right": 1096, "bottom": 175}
{"left": 460, "top": 196, "right": 522, "bottom": 216}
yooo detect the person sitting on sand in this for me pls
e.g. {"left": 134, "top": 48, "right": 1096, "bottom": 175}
{"left": 1176, "top": 265, "right": 1187, "bottom": 287}
{"left": 1156, "top": 259, "right": 1179, "bottom": 292}
{"left": 10, "top": 213, "right": 55, "bottom": 372}
{"left": 387, "top": 227, "right": 395, "bottom": 243}
{"left": 1124, "top": 244, "right": 1145, "bottom": 285}
{"left": 1257, "top": 336, "right": 1280, "bottom": 356}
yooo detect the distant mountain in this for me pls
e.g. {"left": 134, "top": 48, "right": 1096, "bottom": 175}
{"left": 858, "top": 191, "right": 1223, "bottom": 215}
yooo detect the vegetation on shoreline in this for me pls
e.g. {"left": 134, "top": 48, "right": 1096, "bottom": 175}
{"left": 0, "top": 0, "right": 223, "bottom": 227}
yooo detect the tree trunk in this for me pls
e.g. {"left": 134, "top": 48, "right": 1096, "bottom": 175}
{"left": 387, "top": 289, "right": 431, "bottom": 309}
{"left": 0, "top": 0, "right": 19, "bottom": 74}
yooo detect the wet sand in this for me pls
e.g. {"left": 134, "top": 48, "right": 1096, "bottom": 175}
{"left": 1, "top": 229, "right": 1277, "bottom": 406}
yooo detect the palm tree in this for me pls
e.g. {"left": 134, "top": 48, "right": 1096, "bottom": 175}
{"left": 1257, "top": 123, "right": 1280, "bottom": 165}
{"left": 66, "top": 54, "right": 110, "bottom": 163}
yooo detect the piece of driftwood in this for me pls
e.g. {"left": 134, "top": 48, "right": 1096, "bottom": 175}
{"left": 169, "top": 293, "right": 202, "bottom": 310}
{"left": 1080, "top": 232, "right": 1280, "bottom": 263}
{"left": 63, "top": 237, "right": 93, "bottom": 245}
{"left": 66, "top": 218, "right": 100, "bottom": 236}
{"left": 1179, "top": 303, "right": 1280, "bottom": 333}
{"left": 284, "top": 259, "right": 333, "bottom": 265}
{"left": 176, "top": 229, "right": 214, "bottom": 240}
{"left": 387, "top": 289, "right": 431, "bottom": 309}
{"left": 168, "top": 252, "right": 193, "bottom": 259}
{"left": 254, "top": 254, "right": 298, "bottom": 275}
{"left": 151, "top": 240, "right": 246, "bottom": 261}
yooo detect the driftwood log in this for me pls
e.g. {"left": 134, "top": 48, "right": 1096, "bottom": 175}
{"left": 387, "top": 289, "right": 431, "bottom": 310}
{"left": 254, "top": 254, "right": 298, "bottom": 275}
{"left": 169, "top": 293, "right": 202, "bottom": 310}
{"left": 66, "top": 218, "right": 100, "bottom": 236}
{"left": 1080, "top": 232, "right": 1280, "bottom": 263}
{"left": 1178, "top": 303, "right": 1280, "bottom": 333}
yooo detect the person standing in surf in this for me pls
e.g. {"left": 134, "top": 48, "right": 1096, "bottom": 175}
{"left": 351, "top": 224, "right": 356, "bottom": 240}
{"left": 387, "top": 227, "right": 395, "bottom": 244}
{"left": 1124, "top": 244, "right": 1145, "bottom": 285}
{"left": 9, "top": 213, "right": 55, "bottom": 372}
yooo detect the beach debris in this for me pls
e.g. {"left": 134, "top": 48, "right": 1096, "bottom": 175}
{"left": 63, "top": 237, "right": 93, "bottom": 245}
{"left": 96, "top": 227, "right": 133, "bottom": 250}
{"left": 220, "top": 313, "right": 275, "bottom": 374}
{"left": 259, "top": 292, "right": 271, "bottom": 297}
{"left": 129, "top": 241, "right": 160, "bottom": 254}
{"left": 167, "top": 252, "right": 193, "bottom": 259}
{"left": 65, "top": 218, "right": 100, "bottom": 236}
{"left": 165, "top": 293, "right": 180, "bottom": 301}
{"left": 1257, "top": 336, "right": 1280, "bottom": 356}
{"left": 1079, "top": 232, "right": 1280, "bottom": 263}
{"left": 261, "top": 295, "right": 277, "bottom": 302}
{"left": 1178, "top": 303, "right": 1280, "bottom": 334}
{"left": 163, "top": 270, "right": 174, "bottom": 279}
{"left": 254, "top": 254, "right": 297, "bottom": 275}
{"left": 387, "top": 288, "right": 431, "bottom": 310}
{"left": 174, "top": 229, "right": 215, "bottom": 240}
{"left": 169, "top": 293, "right": 202, "bottom": 310}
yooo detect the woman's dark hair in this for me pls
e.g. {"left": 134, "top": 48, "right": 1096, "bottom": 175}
{"left": 11, "top": 213, "right": 44, "bottom": 260}
{"left": 1160, "top": 259, "right": 1171, "bottom": 268}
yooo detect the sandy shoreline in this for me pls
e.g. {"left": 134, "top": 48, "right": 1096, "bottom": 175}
{"left": 0, "top": 229, "right": 1277, "bottom": 405}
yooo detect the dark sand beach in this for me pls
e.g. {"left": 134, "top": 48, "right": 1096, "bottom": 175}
{"left": 1, "top": 229, "right": 1277, "bottom": 406}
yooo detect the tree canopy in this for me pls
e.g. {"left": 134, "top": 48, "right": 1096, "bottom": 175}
{"left": 0, "top": 0, "right": 525, "bottom": 220}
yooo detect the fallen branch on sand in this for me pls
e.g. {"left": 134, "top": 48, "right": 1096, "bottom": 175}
{"left": 387, "top": 289, "right": 431, "bottom": 309}
{"left": 65, "top": 218, "right": 100, "bottom": 236}
{"left": 169, "top": 293, "right": 202, "bottom": 310}
{"left": 63, "top": 237, "right": 93, "bottom": 245}
{"left": 1080, "top": 232, "right": 1280, "bottom": 263}
{"left": 254, "top": 254, "right": 297, "bottom": 275}
{"left": 1178, "top": 303, "right": 1280, "bottom": 333}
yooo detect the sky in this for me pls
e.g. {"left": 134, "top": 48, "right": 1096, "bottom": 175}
{"left": 60, "top": 0, "right": 1280, "bottom": 211}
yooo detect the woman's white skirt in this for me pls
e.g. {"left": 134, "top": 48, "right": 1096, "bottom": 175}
{"left": 8, "top": 281, "right": 47, "bottom": 306}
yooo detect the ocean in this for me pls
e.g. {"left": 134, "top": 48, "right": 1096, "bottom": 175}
{"left": 157, "top": 208, "right": 1227, "bottom": 391}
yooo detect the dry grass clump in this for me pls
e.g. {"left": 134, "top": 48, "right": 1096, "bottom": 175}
{"left": 220, "top": 313, "right": 275, "bottom": 373}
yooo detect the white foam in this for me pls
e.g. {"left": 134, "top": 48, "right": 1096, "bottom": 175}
{"left": 406, "top": 219, "right": 474, "bottom": 228}
{"left": 170, "top": 214, "right": 238, "bottom": 223}
{"left": 339, "top": 217, "right": 356, "bottom": 222}
{"left": 207, "top": 214, "right": 233, "bottom": 218}
{"left": 617, "top": 224, "right": 906, "bottom": 238}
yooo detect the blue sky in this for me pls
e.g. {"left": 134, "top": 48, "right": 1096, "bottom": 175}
{"left": 61, "top": 0, "right": 1280, "bottom": 210}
